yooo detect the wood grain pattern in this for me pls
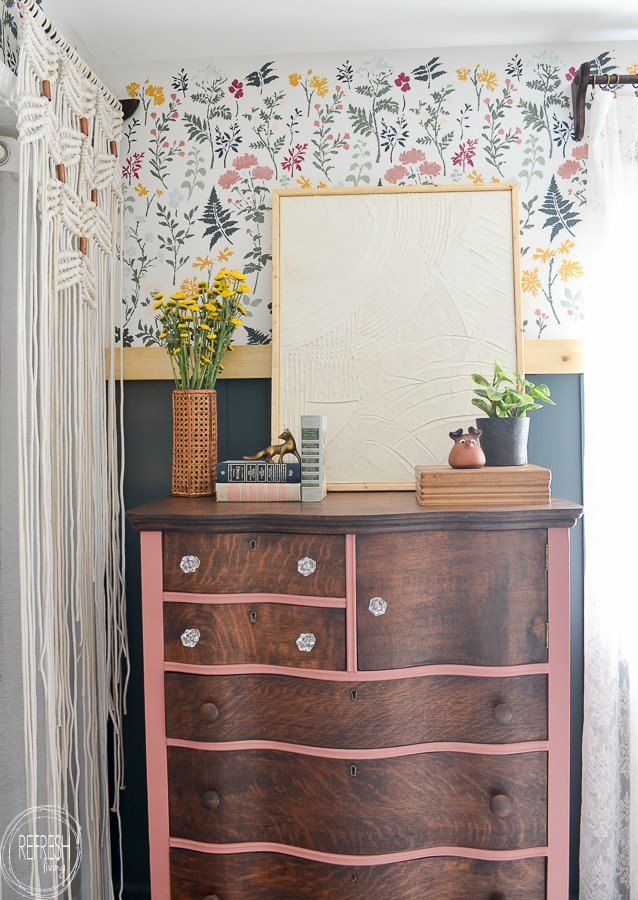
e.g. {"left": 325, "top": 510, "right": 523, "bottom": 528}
{"left": 170, "top": 848, "right": 546, "bottom": 900}
{"left": 164, "top": 602, "right": 346, "bottom": 670}
{"left": 356, "top": 529, "right": 548, "bottom": 669}
{"left": 167, "top": 747, "right": 547, "bottom": 853}
{"left": 128, "top": 492, "right": 583, "bottom": 534}
{"left": 163, "top": 531, "right": 346, "bottom": 597}
{"left": 165, "top": 671, "right": 547, "bottom": 746}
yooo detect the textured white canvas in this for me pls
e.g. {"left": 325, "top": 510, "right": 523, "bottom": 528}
{"left": 276, "top": 187, "right": 520, "bottom": 488}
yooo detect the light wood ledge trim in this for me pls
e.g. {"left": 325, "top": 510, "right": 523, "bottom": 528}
{"left": 108, "top": 340, "right": 582, "bottom": 380}
{"left": 523, "top": 339, "right": 583, "bottom": 374}
{"left": 108, "top": 346, "right": 272, "bottom": 380}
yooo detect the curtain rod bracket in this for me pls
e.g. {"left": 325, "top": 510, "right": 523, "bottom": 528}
{"left": 572, "top": 61, "right": 590, "bottom": 141}
{"left": 120, "top": 98, "right": 140, "bottom": 122}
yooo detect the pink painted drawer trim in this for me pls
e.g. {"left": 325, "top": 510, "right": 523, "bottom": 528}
{"left": 166, "top": 737, "right": 549, "bottom": 758}
{"left": 165, "top": 590, "right": 346, "bottom": 607}
{"left": 169, "top": 837, "right": 550, "bottom": 867}
{"left": 164, "top": 660, "right": 549, "bottom": 680}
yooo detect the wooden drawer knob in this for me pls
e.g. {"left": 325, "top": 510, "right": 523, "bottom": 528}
{"left": 201, "top": 702, "right": 219, "bottom": 721}
{"left": 492, "top": 703, "right": 513, "bottom": 724}
{"left": 489, "top": 793, "right": 512, "bottom": 818}
{"left": 201, "top": 789, "right": 220, "bottom": 810}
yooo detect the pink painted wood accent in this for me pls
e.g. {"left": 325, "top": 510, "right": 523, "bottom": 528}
{"left": 169, "top": 837, "right": 550, "bottom": 866}
{"left": 165, "top": 590, "right": 346, "bottom": 608}
{"left": 140, "top": 531, "right": 171, "bottom": 900}
{"left": 546, "top": 527, "right": 571, "bottom": 900}
{"left": 345, "top": 534, "right": 357, "bottom": 672}
{"left": 164, "top": 660, "right": 549, "bottom": 680}
{"left": 166, "top": 737, "right": 548, "bottom": 758}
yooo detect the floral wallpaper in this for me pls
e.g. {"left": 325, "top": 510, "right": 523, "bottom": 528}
{"left": 5, "top": 23, "right": 637, "bottom": 346}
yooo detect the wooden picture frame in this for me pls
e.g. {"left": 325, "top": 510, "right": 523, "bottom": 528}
{"left": 272, "top": 184, "right": 524, "bottom": 491}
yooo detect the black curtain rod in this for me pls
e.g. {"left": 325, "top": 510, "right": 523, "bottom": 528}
{"left": 572, "top": 61, "right": 638, "bottom": 140}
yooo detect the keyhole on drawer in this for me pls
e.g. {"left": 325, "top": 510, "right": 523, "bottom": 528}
{"left": 351, "top": 874, "right": 358, "bottom": 883}
{"left": 350, "top": 688, "right": 358, "bottom": 701}
{"left": 249, "top": 610, "right": 257, "bottom": 624}
{"left": 249, "top": 539, "right": 256, "bottom": 551}
{"left": 349, "top": 765, "right": 357, "bottom": 777}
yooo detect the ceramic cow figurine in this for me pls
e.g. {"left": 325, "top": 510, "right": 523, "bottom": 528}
{"left": 448, "top": 426, "right": 486, "bottom": 469}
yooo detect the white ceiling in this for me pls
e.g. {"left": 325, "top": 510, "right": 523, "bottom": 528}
{"left": 43, "top": 0, "right": 638, "bottom": 68}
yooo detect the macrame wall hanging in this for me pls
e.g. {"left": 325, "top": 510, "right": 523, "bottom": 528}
{"left": 14, "top": 1, "right": 127, "bottom": 896}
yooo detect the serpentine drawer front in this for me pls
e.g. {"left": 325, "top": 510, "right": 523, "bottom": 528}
{"left": 164, "top": 671, "right": 548, "bottom": 746}
{"left": 163, "top": 531, "right": 346, "bottom": 597}
{"left": 163, "top": 601, "right": 346, "bottom": 670}
{"left": 127, "top": 492, "right": 582, "bottom": 900}
{"left": 169, "top": 848, "right": 547, "bottom": 900}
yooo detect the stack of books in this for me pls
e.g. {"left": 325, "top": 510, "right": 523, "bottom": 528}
{"left": 415, "top": 464, "right": 551, "bottom": 507}
{"left": 215, "top": 460, "right": 301, "bottom": 501}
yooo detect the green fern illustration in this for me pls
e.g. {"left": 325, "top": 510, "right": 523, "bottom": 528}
{"left": 412, "top": 57, "right": 446, "bottom": 86}
{"left": 245, "top": 61, "right": 278, "bottom": 91}
{"left": 200, "top": 187, "right": 239, "bottom": 249}
{"left": 540, "top": 176, "right": 581, "bottom": 240}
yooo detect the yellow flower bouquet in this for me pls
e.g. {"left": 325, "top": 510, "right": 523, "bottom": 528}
{"left": 152, "top": 269, "right": 250, "bottom": 390}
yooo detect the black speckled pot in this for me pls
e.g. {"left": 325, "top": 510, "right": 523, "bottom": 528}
{"left": 475, "top": 416, "right": 530, "bottom": 466}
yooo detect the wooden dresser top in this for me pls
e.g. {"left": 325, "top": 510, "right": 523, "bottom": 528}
{"left": 127, "top": 492, "right": 582, "bottom": 534}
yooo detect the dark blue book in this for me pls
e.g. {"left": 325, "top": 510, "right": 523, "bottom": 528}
{"left": 216, "top": 460, "right": 301, "bottom": 483}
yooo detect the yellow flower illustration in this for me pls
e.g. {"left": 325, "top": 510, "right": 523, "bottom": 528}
{"left": 521, "top": 268, "right": 542, "bottom": 296}
{"left": 491, "top": 177, "right": 501, "bottom": 183}
{"left": 216, "top": 247, "right": 233, "bottom": 262}
{"left": 456, "top": 67, "right": 471, "bottom": 81}
{"left": 192, "top": 255, "right": 215, "bottom": 271}
{"left": 558, "top": 260, "right": 583, "bottom": 281}
{"left": 297, "top": 176, "right": 312, "bottom": 189}
{"left": 532, "top": 248, "right": 556, "bottom": 263}
{"left": 477, "top": 69, "right": 498, "bottom": 91}
{"left": 318, "top": 181, "right": 328, "bottom": 189}
{"left": 156, "top": 190, "right": 164, "bottom": 197}
{"left": 289, "top": 73, "right": 301, "bottom": 87}
{"left": 309, "top": 75, "right": 329, "bottom": 97}
{"left": 126, "top": 82, "right": 140, "bottom": 98}
{"left": 558, "top": 239, "right": 575, "bottom": 255}
{"left": 467, "top": 170, "right": 484, "bottom": 184}
{"left": 627, "top": 63, "right": 638, "bottom": 76}
{"left": 145, "top": 84, "right": 165, "bottom": 106}
{"left": 135, "top": 184, "right": 149, "bottom": 197}
{"left": 179, "top": 278, "right": 200, "bottom": 300}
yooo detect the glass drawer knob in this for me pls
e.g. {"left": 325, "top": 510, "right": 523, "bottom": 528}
{"left": 296, "top": 632, "right": 316, "bottom": 652}
{"left": 298, "top": 556, "right": 317, "bottom": 577}
{"left": 368, "top": 596, "right": 387, "bottom": 616}
{"left": 181, "top": 628, "right": 201, "bottom": 648}
{"left": 180, "top": 554, "right": 200, "bottom": 574}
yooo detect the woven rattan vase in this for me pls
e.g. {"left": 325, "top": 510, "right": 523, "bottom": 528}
{"left": 172, "top": 389, "right": 217, "bottom": 496}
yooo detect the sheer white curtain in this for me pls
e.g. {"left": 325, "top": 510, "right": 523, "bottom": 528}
{"left": 580, "top": 90, "right": 638, "bottom": 898}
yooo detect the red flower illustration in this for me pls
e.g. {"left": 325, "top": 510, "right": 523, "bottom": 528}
{"left": 394, "top": 72, "right": 411, "bottom": 92}
{"left": 420, "top": 160, "right": 442, "bottom": 177}
{"left": 232, "top": 153, "right": 259, "bottom": 170}
{"left": 399, "top": 148, "right": 426, "bottom": 165}
{"left": 218, "top": 170, "right": 241, "bottom": 189}
{"left": 385, "top": 164, "right": 409, "bottom": 184}
{"left": 229, "top": 79, "right": 244, "bottom": 99}
{"left": 566, "top": 67, "right": 577, "bottom": 81}
{"left": 252, "top": 166, "right": 274, "bottom": 180}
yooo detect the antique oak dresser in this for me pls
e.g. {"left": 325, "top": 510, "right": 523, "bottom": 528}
{"left": 127, "top": 492, "right": 582, "bottom": 900}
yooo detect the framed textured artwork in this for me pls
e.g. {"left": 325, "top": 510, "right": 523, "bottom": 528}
{"left": 272, "top": 184, "right": 523, "bottom": 490}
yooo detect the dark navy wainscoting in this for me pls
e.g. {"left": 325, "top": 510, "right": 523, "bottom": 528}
{"left": 115, "top": 374, "right": 583, "bottom": 899}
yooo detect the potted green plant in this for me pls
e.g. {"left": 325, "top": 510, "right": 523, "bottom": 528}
{"left": 471, "top": 361, "right": 554, "bottom": 466}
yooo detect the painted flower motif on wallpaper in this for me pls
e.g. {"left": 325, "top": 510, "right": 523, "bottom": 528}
{"left": 117, "top": 47, "right": 625, "bottom": 347}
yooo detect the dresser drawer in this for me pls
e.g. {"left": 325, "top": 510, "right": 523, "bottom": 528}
{"left": 165, "top": 671, "right": 547, "bottom": 745}
{"left": 164, "top": 602, "right": 346, "bottom": 670}
{"left": 357, "top": 529, "right": 548, "bottom": 669}
{"left": 170, "top": 848, "right": 546, "bottom": 900}
{"left": 167, "top": 747, "right": 547, "bottom": 853}
{"left": 163, "top": 531, "right": 346, "bottom": 597}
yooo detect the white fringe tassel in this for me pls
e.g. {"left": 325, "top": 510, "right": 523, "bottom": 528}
{"left": 16, "top": 2, "right": 128, "bottom": 897}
